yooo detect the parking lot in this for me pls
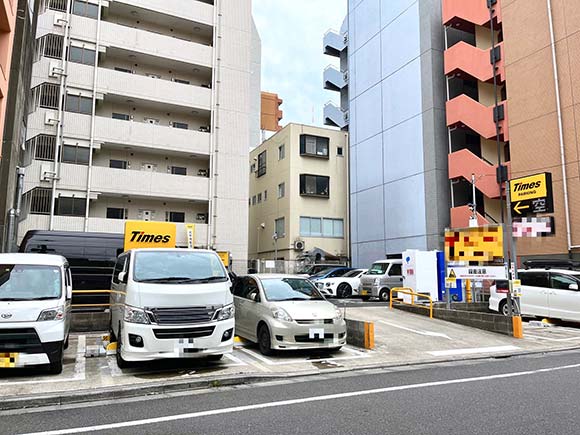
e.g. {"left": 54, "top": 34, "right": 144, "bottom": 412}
{"left": 3, "top": 304, "right": 580, "bottom": 402}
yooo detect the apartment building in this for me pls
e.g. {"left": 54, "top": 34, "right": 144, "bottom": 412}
{"left": 0, "top": 0, "right": 17, "bottom": 145}
{"left": 443, "top": 0, "right": 510, "bottom": 229}
{"left": 324, "top": 0, "right": 449, "bottom": 268}
{"left": 248, "top": 124, "right": 348, "bottom": 264}
{"left": 18, "top": 0, "right": 261, "bottom": 269}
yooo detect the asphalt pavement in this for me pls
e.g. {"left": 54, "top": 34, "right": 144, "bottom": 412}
{"left": 3, "top": 349, "right": 580, "bottom": 435}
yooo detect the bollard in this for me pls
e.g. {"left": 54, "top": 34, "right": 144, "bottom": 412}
{"left": 512, "top": 315, "right": 523, "bottom": 339}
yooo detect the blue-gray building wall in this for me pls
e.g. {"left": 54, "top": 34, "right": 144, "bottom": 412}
{"left": 347, "top": 0, "right": 449, "bottom": 268}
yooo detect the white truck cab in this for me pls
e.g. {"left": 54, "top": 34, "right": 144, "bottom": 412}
{"left": 0, "top": 253, "right": 72, "bottom": 374}
{"left": 110, "top": 248, "right": 235, "bottom": 367}
{"left": 358, "top": 259, "right": 404, "bottom": 301}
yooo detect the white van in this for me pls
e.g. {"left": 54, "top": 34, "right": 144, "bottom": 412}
{"left": 0, "top": 253, "right": 72, "bottom": 374}
{"left": 490, "top": 268, "right": 580, "bottom": 321}
{"left": 358, "top": 259, "right": 404, "bottom": 301}
{"left": 110, "top": 248, "right": 235, "bottom": 367}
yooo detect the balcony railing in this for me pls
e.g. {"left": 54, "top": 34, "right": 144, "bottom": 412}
{"left": 323, "top": 101, "right": 348, "bottom": 129}
{"left": 445, "top": 41, "right": 505, "bottom": 84}
{"left": 112, "top": 0, "right": 214, "bottom": 27}
{"left": 323, "top": 29, "right": 347, "bottom": 57}
{"left": 442, "top": 0, "right": 502, "bottom": 29}
{"left": 446, "top": 95, "right": 509, "bottom": 141}
{"left": 323, "top": 65, "right": 347, "bottom": 91}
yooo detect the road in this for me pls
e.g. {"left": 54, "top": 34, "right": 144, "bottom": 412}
{"left": 3, "top": 349, "right": 580, "bottom": 435}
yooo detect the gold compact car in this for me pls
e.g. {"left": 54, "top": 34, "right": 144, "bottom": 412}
{"left": 233, "top": 275, "right": 347, "bottom": 355}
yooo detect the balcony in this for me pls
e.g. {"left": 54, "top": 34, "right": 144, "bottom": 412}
{"left": 65, "top": 14, "right": 213, "bottom": 68}
{"left": 448, "top": 149, "right": 511, "bottom": 199}
{"left": 323, "top": 65, "right": 347, "bottom": 91}
{"left": 23, "top": 161, "right": 88, "bottom": 194}
{"left": 92, "top": 116, "right": 211, "bottom": 156}
{"left": 18, "top": 214, "right": 209, "bottom": 246}
{"left": 112, "top": 0, "right": 214, "bottom": 27}
{"left": 446, "top": 95, "right": 509, "bottom": 141}
{"left": 442, "top": 0, "right": 502, "bottom": 30}
{"left": 323, "top": 29, "right": 347, "bottom": 57}
{"left": 450, "top": 205, "right": 490, "bottom": 229}
{"left": 323, "top": 101, "right": 348, "bottom": 129}
{"left": 445, "top": 41, "right": 505, "bottom": 83}
{"left": 91, "top": 166, "right": 210, "bottom": 202}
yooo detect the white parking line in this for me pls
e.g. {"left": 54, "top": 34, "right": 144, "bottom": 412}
{"left": 427, "top": 345, "right": 520, "bottom": 357}
{"left": 525, "top": 334, "right": 580, "bottom": 342}
{"left": 379, "top": 320, "right": 452, "bottom": 340}
{"left": 20, "top": 362, "right": 580, "bottom": 435}
{"left": 0, "top": 335, "right": 86, "bottom": 386}
{"left": 239, "top": 346, "right": 370, "bottom": 366}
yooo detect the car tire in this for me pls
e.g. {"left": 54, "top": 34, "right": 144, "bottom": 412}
{"left": 63, "top": 335, "right": 69, "bottom": 350}
{"left": 116, "top": 324, "right": 130, "bottom": 369}
{"left": 500, "top": 300, "right": 519, "bottom": 316}
{"left": 258, "top": 324, "right": 273, "bottom": 356}
{"left": 378, "top": 288, "right": 390, "bottom": 302}
{"left": 48, "top": 344, "right": 64, "bottom": 375}
{"left": 337, "top": 283, "right": 352, "bottom": 299}
{"left": 207, "top": 354, "right": 223, "bottom": 362}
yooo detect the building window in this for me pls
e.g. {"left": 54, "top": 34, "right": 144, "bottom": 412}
{"left": 252, "top": 195, "right": 256, "bottom": 206}
{"left": 40, "top": 34, "right": 64, "bottom": 59}
{"left": 257, "top": 193, "right": 262, "bottom": 203}
{"left": 300, "top": 135, "right": 329, "bottom": 158}
{"left": 166, "top": 211, "right": 185, "bottom": 223}
{"left": 300, "top": 217, "right": 344, "bottom": 238}
{"left": 112, "top": 113, "right": 130, "bottom": 121}
{"left": 110, "top": 159, "right": 128, "bottom": 169}
{"left": 69, "top": 46, "right": 96, "bottom": 66}
{"left": 250, "top": 163, "right": 256, "bottom": 173}
{"left": 277, "top": 182, "right": 285, "bottom": 198}
{"left": 257, "top": 150, "right": 267, "bottom": 177}
{"left": 172, "top": 122, "right": 189, "bottom": 130}
{"left": 29, "top": 134, "right": 56, "bottom": 161}
{"left": 275, "top": 217, "right": 285, "bottom": 238}
{"left": 54, "top": 197, "right": 86, "bottom": 217}
{"left": 337, "top": 147, "right": 343, "bottom": 156}
{"left": 107, "top": 207, "right": 127, "bottom": 220}
{"left": 62, "top": 145, "right": 90, "bottom": 165}
{"left": 72, "top": 0, "right": 99, "bottom": 18}
{"left": 29, "top": 188, "right": 52, "bottom": 215}
{"left": 171, "top": 166, "right": 187, "bottom": 176}
{"left": 278, "top": 144, "right": 285, "bottom": 160}
{"left": 65, "top": 94, "right": 92, "bottom": 114}
{"left": 36, "top": 83, "right": 60, "bottom": 109}
{"left": 299, "top": 174, "right": 329, "bottom": 198}
{"left": 264, "top": 190, "right": 268, "bottom": 201}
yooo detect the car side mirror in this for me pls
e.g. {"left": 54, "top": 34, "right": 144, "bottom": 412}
{"left": 118, "top": 271, "right": 127, "bottom": 284}
{"left": 569, "top": 283, "right": 578, "bottom": 291}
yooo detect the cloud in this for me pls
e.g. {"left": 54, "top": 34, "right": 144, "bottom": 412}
{"left": 253, "top": 0, "right": 347, "bottom": 127}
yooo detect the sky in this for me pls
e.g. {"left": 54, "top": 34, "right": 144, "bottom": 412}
{"left": 252, "top": 0, "right": 347, "bottom": 127}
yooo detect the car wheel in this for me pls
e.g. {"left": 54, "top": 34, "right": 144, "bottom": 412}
{"left": 500, "top": 300, "right": 517, "bottom": 316}
{"left": 337, "top": 283, "right": 352, "bottom": 299}
{"left": 258, "top": 324, "right": 273, "bottom": 356}
{"left": 379, "top": 288, "right": 390, "bottom": 302}
{"left": 116, "top": 324, "right": 130, "bottom": 369}
{"left": 48, "top": 344, "right": 64, "bottom": 375}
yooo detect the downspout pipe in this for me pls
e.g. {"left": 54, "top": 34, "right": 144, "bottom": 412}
{"left": 547, "top": 0, "right": 574, "bottom": 252}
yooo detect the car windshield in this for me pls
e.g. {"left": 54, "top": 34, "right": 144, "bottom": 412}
{"left": 0, "top": 264, "right": 62, "bottom": 301}
{"left": 367, "top": 263, "right": 389, "bottom": 275}
{"left": 261, "top": 278, "right": 324, "bottom": 301}
{"left": 310, "top": 269, "right": 335, "bottom": 278}
{"left": 133, "top": 251, "right": 227, "bottom": 283}
{"left": 344, "top": 269, "right": 362, "bottom": 278}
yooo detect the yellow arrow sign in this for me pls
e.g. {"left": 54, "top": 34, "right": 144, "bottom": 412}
{"left": 513, "top": 202, "right": 530, "bottom": 215}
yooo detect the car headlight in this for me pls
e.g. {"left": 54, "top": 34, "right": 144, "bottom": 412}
{"left": 37, "top": 306, "right": 65, "bottom": 321}
{"left": 214, "top": 303, "right": 235, "bottom": 321}
{"left": 334, "top": 308, "right": 343, "bottom": 320}
{"left": 374, "top": 278, "right": 380, "bottom": 285}
{"left": 271, "top": 307, "right": 293, "bottom": 322}
{"left": 124, "top": 305, "right": 150, "bottom": 324}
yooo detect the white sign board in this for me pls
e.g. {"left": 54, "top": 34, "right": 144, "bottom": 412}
{"left": 447, "top": 266, "right": 507, "bottom": 280}
{"left": 265, "top": 260, "right": 276, "bottom": 269}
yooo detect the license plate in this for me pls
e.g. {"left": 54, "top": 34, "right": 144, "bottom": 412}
{"left": 309, "top": 328, "right": 325, "bottom": 340}
{"left": 360, "top": 290, "right": 368, "bottom": 296}
{"left": 0, "top": 353, "right": 18, "bottom": 368}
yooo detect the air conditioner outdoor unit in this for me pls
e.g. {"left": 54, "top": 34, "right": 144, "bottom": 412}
{"left": 294, "top": 240, "right": 305, "bottom": 251}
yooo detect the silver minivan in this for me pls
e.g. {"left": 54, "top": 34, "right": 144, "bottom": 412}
{"left": 358, "top": 259, "right": 403, "bottom": 301}
{"left": 233, "top": 274, "right": 347, "bottom": 355}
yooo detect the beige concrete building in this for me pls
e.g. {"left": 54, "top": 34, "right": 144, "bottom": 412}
{"left": 248, "top": 123, "right": 348, "bottom": 264}
{"left": 17, "top": 0, "right": 261, "bottom": 270}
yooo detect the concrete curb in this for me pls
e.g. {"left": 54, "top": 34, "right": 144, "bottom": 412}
{"left": 3, "top": 344, "right": 580, "bottom": 411}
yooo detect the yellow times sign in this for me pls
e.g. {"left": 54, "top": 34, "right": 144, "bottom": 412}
{"left": 217, "top": 251, "right": 230, "bottom": 267}
{"left": 510, "top": 173, "right": 549, "bottom": 202}
{"left": 124, "top": 221, "right": 176, "bottom": 251}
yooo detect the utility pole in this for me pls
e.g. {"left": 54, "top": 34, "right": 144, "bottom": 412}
{"left": 469, "top": 173, "right": 478, "bottom": 228}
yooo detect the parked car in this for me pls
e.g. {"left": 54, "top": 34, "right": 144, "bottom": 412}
{"left": 316, "top": 269, "right": 367, "bottom": 298}
{"left": 489, "top": 268, "right": 580, "bottom": 322}
{"left": 233, "top": 274, "right": 347, "bottom": 355}
{"left": 110, "top": 249, "right": 235, "bottom": 367}
{"left": 296, "top": 264, "right": 346, "bottom": 277}
{"left": 0, "top": 253, "right": 72, "bottom": 374}
{"left": 309, "top": 267, "right": 355, "bottom": 283}
{"left": 358, "top": 259, "right": 403, "bottom": 301}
